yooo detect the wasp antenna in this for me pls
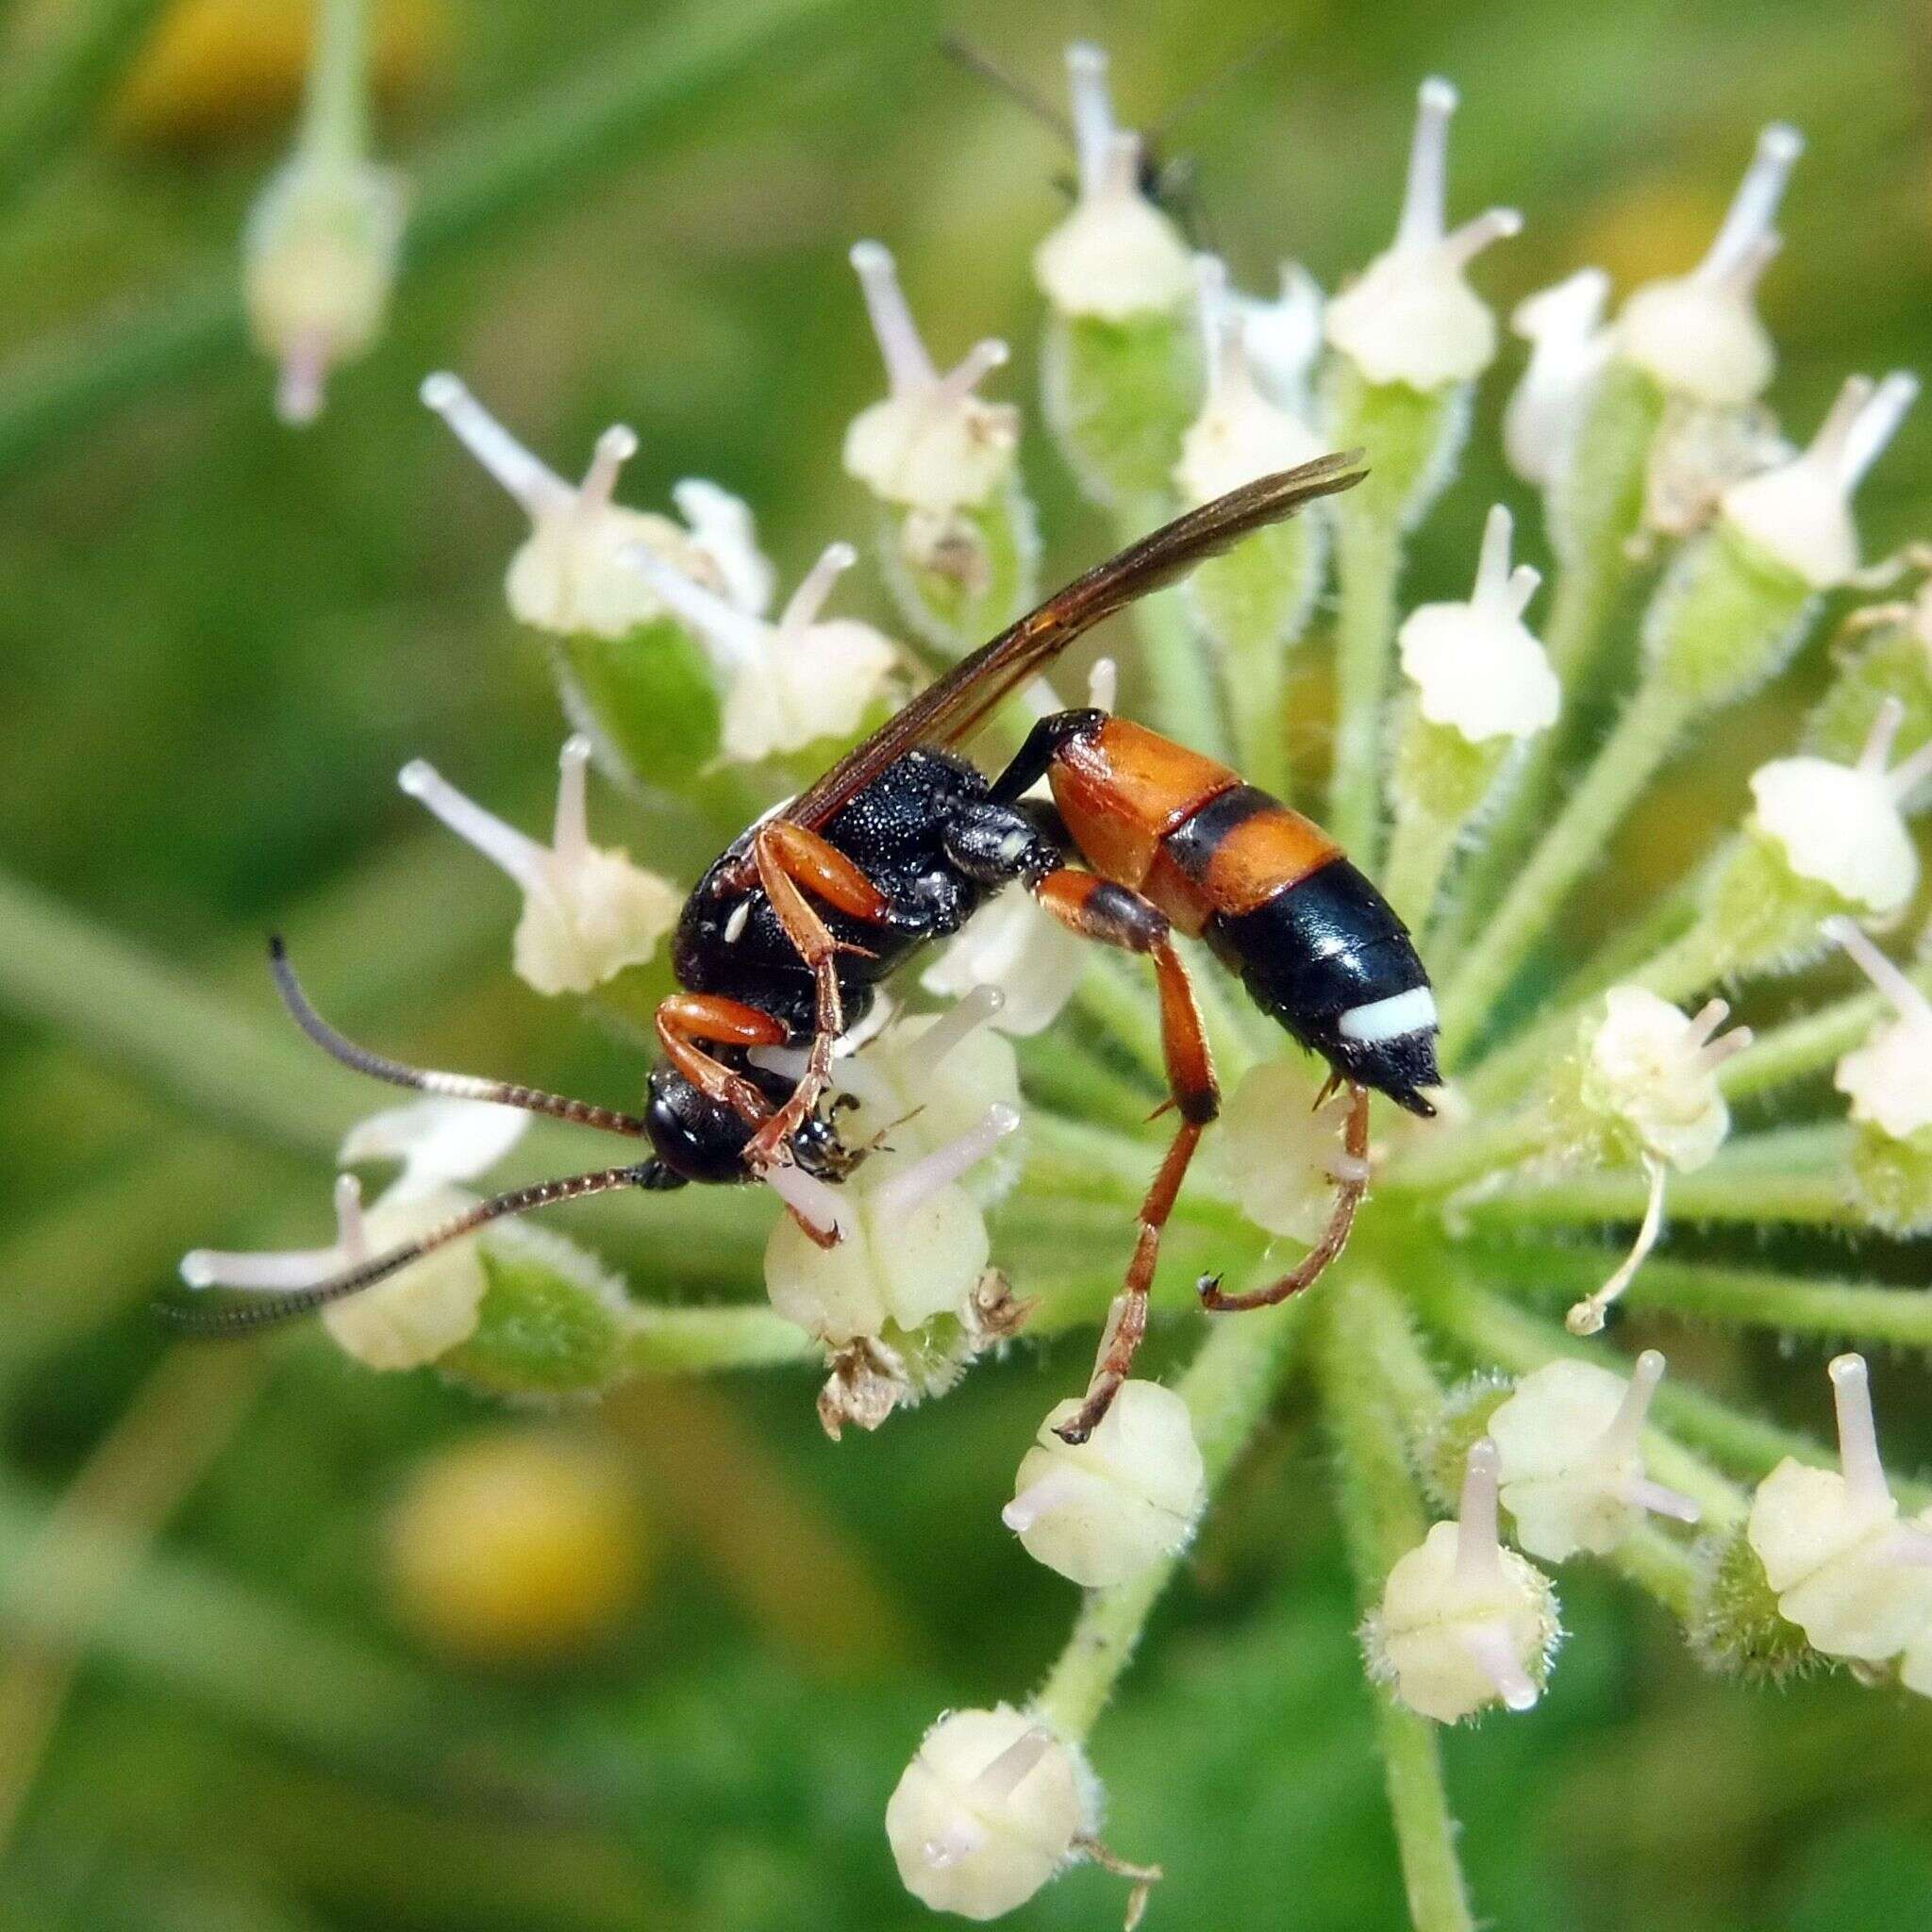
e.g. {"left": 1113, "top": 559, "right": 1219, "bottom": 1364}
{"left": 941, "top": 33, "right": 1074, "bottom": 141}
{"left": 160, "top": 1160, "right": 662, "bottom": 1339}
{"left": 267, "top": 940, "right": 652, "bottom": 1141}
{"left": 1148, "top": 32, "right": 1288, "bottom": 142}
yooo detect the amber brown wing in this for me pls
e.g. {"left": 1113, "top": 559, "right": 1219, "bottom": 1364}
{"left": 784, "top": 450, "right": 1366, "bottom": 833}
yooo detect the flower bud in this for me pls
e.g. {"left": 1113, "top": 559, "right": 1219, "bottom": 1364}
{"left": 1505, "top": 269, "right": 1612, "bottom": 489}
{"left": 1721, "top": 373, "right": 1918, "bottom": 590}
{"left": 923, "top": 885, "right": 1089, "bottom": 1037}
{"left": 1615, "top": 125, "right": 1803, "bottom": 408}
{"left": 1827, "top": 921, "right": 1932, "bottom": 1234}
{"left": 1324, "top": 78, "right": 1521, "bottom": 393}
{"left": 1747, "top": 1354, "right": 1932, "bottom": 1663}
{"left": 1487, "top": 1352, "right": 1701, "bottom": 1561}
{"left": 243, "top": 151, "right": 403, "bottom": 425}
{"left": 399, "top": 737, "right": 680, "bottom": 997}
{"left": 1365, "top": 1440, "right": 1562, "bottom": 1723}
{"left": 1689, "top": 1522, "right": 1819, "bottom": 1685}
{"left": 1803, "top": 587, "right": 1932, "bottom": 777}
{"left": 383, "top": 1428, "right": 648, "bottom": 1663}
{"left": 1217, "top": 1056, "right": 1373, "bottom": 1245}
{"left": 627, "top": 540, "right": 901, "bottom": 767}
{"left": 885, "top": 1706, "right": 1097, "bottom": 1920}
{"left": 1005, "top": 1379, "right": 1206, "bottom": 1587}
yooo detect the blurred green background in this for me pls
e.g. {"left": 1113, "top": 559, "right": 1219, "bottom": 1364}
{"left": 1, "top": 1, "right": 1930, "bottom": 1927}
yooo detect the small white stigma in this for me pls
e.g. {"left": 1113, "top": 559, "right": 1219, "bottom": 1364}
{"left": 915, "top": 985, "right": 1007, "bottom": 1069}
{"left": 1723, "top": 371, "right": 1919, "bottom": 588}
{"left": 400, "top": 737, "right": 679, "bottom": 996}
{"left": 1452, "top": 1442, "right": 1540, "bottom": 1712}
{"left": 1505, "top": 268, "right": 1612, "bottom": 488}
{"left": 843, "top": 241, "right": 1018, "bottom": 515}
{"left": 1087, "top": 656, "right": 1120, "bottom": 714}
{"left": 1396, "top": 504, "right": 1558, "bottom": 743}
{"left": 1324, "top": 77, "right": 1522, "bottom": 391}
{"left": 1616, "top": 125, "right": 1803, "bottom": 406}
{"left": 1175, "top": 256, "right": 1325, "bottom": 501}
{"left": 873, "top": 1106, "right": 1021, "bottom": 1223}
{"left": 421, "top": 371, "right": 577, "bottom": 522}
{"left": 1065, "top": 42, "right": 1117, "bottom": 200}
{"left": 760, "top": 1160, "right": 849, "bottom": 1243}
{"left": 1827, "top": 917, "right": 1932, "bottom": 1142}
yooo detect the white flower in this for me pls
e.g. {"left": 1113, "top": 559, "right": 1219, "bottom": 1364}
{"left": 1032, "top": 43, "right": 1193, "bottom": 322}
{"left": 1748, "top": 699, "right": 1929, "bottom": 919}
{"left": 1397, "top": 505, "right": 1558, "bottom": 743}
{"left": 843, "top": 241, "right": 1018, "bottom": 515}
{"left": 885, "top": 1706, "right": 1096, "bottom": 1920}
{"left": 338, "top": 1097, "right": 529, "bottom": 1205}
{"left": 1504, "top": 268, "right": 1611, "bottom": 487}
{"left": 922, "top": 884, "right": 1089, "bottom": 1037}
{"left": 400, "top": 736, "right": 680, "bottom": 996}
{"left": 1006, "top": 1379, "right": 1206, "bottom": 1587}
{"left": 1721, "top": 372, "right": 1919, "bottom": 589}
{"left": 421, "top": 373, "right": 773, "bottom": 639}
{"left": 1828, "top": 918, "right": 1932, "bottom": 1142}
{"left": 1234, "top": 262, "right": 1324, "bottom": 417}
{"left": 178, "top": 1086, "right": 533, "bottom": 1370}
{"left": 1748, "top": 1354, "right": 1932, "bottom": 1663}
{"left": 1487, "top": 1352, "right": 1700, "bottom": 1561}
{"left": 244, "top": 152, "right": 404, "bottom": 425}
{"left": 1323, "top": 77, "right": 1522, "bottom": 391}
{"left": 1218, "top": 1057, "right": 1372, "bottom": 1245}
{"left": 1174, "top": 257, "right": 1326, "bottom": 504}
{"left": 626, "top": 541, "right": 900, "bottom": 764}
{"left": 1366, "top": 1439, "right": 1561, "bottom": 1723}
{"left": 1576, "top": 988, "right": 1748, "bottom": 1174}
{"left": 1616, "top": 125, "right": 1803, "bottom": 407}
{"left": 762, "top": 1106, "right": 1019, "bottom": 1344}
{"left": 755, "top": 987, "right": 1024, "bottom": 1205}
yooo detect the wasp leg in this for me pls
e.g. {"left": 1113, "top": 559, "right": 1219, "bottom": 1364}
{"left": 1032, "top": 869, "right": 1219, "bottom": 1446}
{"left": 655, "top": 992, "right": 788, "bottom": 1127}
{"left": 741, "top": 822, "right": 896, "bottom": 1174}
{"left": 1198, "top": 1083, "right": 1371, "bottom": 1310}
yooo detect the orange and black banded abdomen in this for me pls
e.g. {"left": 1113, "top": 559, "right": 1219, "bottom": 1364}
{"left": 1049, "top": 716, "right": 1441, "bottom": 1114}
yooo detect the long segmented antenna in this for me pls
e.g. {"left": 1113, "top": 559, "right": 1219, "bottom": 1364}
{"left": 160, "top": 1161, "right": 666, "bottom": 1338}
{"left": 267, "top": 937, "right": 650, "bottom": 1140}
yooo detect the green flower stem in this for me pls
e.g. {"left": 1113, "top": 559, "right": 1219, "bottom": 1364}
{"left": 1314, "top": 1277, "right": 1475, "bottom": 1932}
{"left": 1380, "top": 1104, "right": 1556, "bottom": 1200}
{"left": 1452, "top": 1144, "right": 1855, "bottom": 1231}
{"left": 1031, "top": 1272, "right": 1313, "bottom": 1741}
{"left": 0, "top": 0, "right": 860, "bottom": 486}
{"left": 1407, "top": 1275, "right": 1744, "bottom": 1529}
{"left": 1070, "top": 955, "right": 1168, "bottom": 1089}
{"left": 1468, "top": 1244, "right": 1932, "bottom": 1351}
{"left": 0, "top": 0, "right": 168, "bottom": 220}
{"left": 1016, "top": 1032, "right": 1161, "bottom": 1135}
{"left": 1436, "top": 676, "right": 1691, "bottom": 1065}
{"left": 301, "top": 0, "right": 372, "bottom": 165}
{"left": 1719, "top": 961, "right": 1932, "bottom": 1103}
{"left": 618, "top": 1303, "right": 813, "bottom": 1376}
{"left": 1329, "top": 496, "right": 1404, "bottom": 867}
{"left": 1020, "top": 1112, "right": 1245, "bottom": 1223}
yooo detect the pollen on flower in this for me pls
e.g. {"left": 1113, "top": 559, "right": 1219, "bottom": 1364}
{"left": 1032, "top": 43, "right": 1193, "bottom": 322}
{"left": 1366, "top": 1439, "right": 1561, "bottom": 1724}
{"left": 1487, "top": 1352, "right": 1701, "bottom": 1561}
{"left": 922, "top": 885, "right": 1090, "bottom": 1037}
{"left": 244, "top": 152, "right": 404, "bottom": 425}
{"left": 1828, "top": 918, "right": 1932, "bottom": 1142}
{"left": 1174, "top": 257, "right": 1325, "bottom": 504}
{"left": 1323, "top": 77, "right": 1522, "bottom": 391}
{"left": 843, "top": 240, "right": 1019, "bottom": 515}
{"left": 421, "top": 373, "right": 770, "bottom": 638}
{"left": 626, "top": 539, "right": 900, "bottom": 764}
{"left": 400, "top": 735, "right": 680, "bottom": 996}
{"left": 1747, "top": 697, "right": 1929, "bottom": 920}
{"left": 1747, "top": 1354, "right": 1932, "bottom": 1665}
{"left": 1006, "top": 1379, "right": 1206, "bottom": 1588}
{"left": 1615, "top": 124, "right": 1804, "bottom": 407}
{"left": 1396, "top": 504, "right": 1558, "bottom": 742}
{"left": 885, "top": 1706, "right": 1097, "bottom": 1920}
{"left": 1504, "top": 268, "right": 1611, "bottom": 488}
{"left": 1721, "top": 371, "right": 1919, "bottom": 589}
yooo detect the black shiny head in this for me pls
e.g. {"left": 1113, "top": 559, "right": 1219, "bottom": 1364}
{"left": 642, "top": 1060, "right": 859, "bottom": 1186}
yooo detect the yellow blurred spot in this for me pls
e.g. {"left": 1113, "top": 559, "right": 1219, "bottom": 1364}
{"left": 107, "top": 0, "right": 445, "bottom": 148}
{"left": 383, "top": 1427, "right": 648, "bottom": 1666}
{"left": 1578, "top": 180, "right": 1728, "bottom": 290}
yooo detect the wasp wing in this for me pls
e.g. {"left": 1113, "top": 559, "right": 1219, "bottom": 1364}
{"left": 784, "top": 451, "right": 1365, "bottom": 833}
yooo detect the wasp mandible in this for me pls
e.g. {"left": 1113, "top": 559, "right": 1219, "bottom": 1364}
{"left": 177, "top": 453, "right": 1441, "bottom": 1442}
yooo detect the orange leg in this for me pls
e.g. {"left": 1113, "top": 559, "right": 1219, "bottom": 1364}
{"left": 1033, "top": 869, "right": 1220, "bottom": 1445}
{"left": 655, "top": 992, "right": 788, "bottom": 1126}
{"left": 742, "top": 822, "right": 895, "bottom": 1172}
{"left": 1199, "top": 1083, "right": 1372, "bottom": 1310}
